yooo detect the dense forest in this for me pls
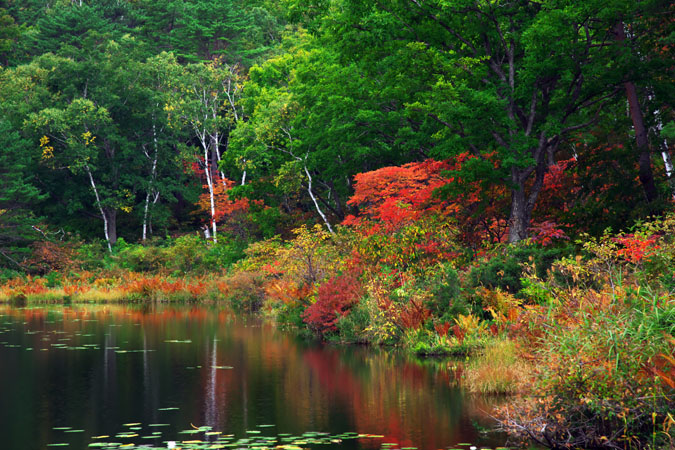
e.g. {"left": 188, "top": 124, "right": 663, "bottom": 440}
{"left": 0, "top": 0, "right": 674, "bottom": 448}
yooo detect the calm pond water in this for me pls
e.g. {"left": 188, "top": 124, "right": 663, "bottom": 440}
{"left": 0, "top": 305, "right": 508, "bottom": 450}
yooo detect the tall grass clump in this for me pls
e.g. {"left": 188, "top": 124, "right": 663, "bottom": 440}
{"left": 464, "top": 338, "right": 531, "bottom": 394}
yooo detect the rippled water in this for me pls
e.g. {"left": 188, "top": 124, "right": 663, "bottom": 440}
{"left": 0, "top": 305, "right": 508, "bottom": 450}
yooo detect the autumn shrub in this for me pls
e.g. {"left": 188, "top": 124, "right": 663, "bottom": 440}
{"left": 302, "top": 271, "right": 364, "bottom": 336}
{"left": 221, "top": 270, "right": 266, "bottom": 313}
{"left": 27, "top": 240, "right": 76, "bottom": 274}
{"left": 354, "top": 288, "right": 400, "bottom": 346}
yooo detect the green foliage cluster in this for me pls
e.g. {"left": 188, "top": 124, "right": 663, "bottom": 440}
{"left": 469, "top": 243, "right": 575, "bottom": 296}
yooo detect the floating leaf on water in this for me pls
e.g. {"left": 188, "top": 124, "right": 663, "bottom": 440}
{"left": 123, "top": 423, "right": 141, "bottom": 427}
{"left": 64, "top": 429, "right": 85, "bottom": 433}
{"left": 53, "top": 427, "right": 72, "bottom": 430}
{"left": 115, "top": 433, "right": 138, "bottom": 438}
{"left": 91, "top": 436, "right": 110, "bottom": 439}
{"left": 212, "top": 366, "right": 233, "bottom": 370}
{"left": 246, "top": 430, "right": 261, "bottom": 434}
{"left": 164, "top": 340, "right": 192, "bottom": 344}
{"left": 158, "top": 407, "right": 179, "bottom": 411}
{"left": 46, "top": 444, "right": 69, "bottom": 447}
{"left": 148, "top": 424, "right": 170, "bottom": 427}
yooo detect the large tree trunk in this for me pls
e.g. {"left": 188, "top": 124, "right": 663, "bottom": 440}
{"left": 625, "top": 80, "right": 659, "bottom": 202}
{"left": 507, "top": 147, "right": 550, "bottom": 244}
{"left": 615, "top": 22, "right": 659, "bottom": 203}
{"left": 507, "top": 186, "right": 529, "bottom": 243}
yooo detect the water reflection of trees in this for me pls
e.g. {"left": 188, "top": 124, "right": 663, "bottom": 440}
{"left": 0, "top": 305, "right": 505, "bottom": 450}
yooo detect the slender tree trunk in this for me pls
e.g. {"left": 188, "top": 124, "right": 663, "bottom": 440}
{"left": 204, "top": 141, "right": 217, "bottom": 243}
{"left": 661, "top": 146, "right": 675, "bottom": 200}
{"left": 303, "top": 162, "right": 334, "bottom": 234}
{"left": 105, "top": 208, "right": 117, "bottom": 246}
{"left": 205, "top": 158, "right": 217, "bottom": 243}
{"left": 85, "top": 165, "right": 113, "bottom": 252}
{"left": 195, "top": 129, "right": 218, "bottom": 243}
{"left": 142, "top": 118, "right": 160, "bottom": 241}
{"left": 655, "top": 109, "right": 675, "bottom": 200}
{"left": 142, "top": 191, "right": 152, "bottom": 241}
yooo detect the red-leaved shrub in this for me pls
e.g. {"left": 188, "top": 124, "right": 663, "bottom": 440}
{"left": 302, "top": 272, "right": 364, "bottom": 335}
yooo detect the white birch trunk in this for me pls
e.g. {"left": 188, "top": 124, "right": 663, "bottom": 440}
{"left": 654, "top": 106, "right": 675, "bottom": 200}
{"left": 142, "top": 118, "right": 160, "bottom": 241}
{"left": 204, "top": 137, "right": 217, "bottom": 243}
{"left": 85, "top": 165, "right": 113, "bottom": 253}
{"left": 194, "top": 125, "right": 218, "bottom": 244}
{"left": 303, "top": 162, "right": 334, "bottom": 234}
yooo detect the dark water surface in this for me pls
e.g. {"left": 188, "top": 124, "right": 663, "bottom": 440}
{"left": 0, "top": 305, "right": 507, "bottom": 450}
